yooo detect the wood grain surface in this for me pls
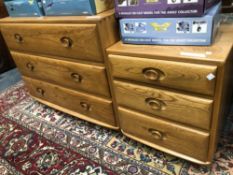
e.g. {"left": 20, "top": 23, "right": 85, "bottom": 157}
{"left": 0, "top": 9, "right": 115, "bottom": 23}
{"left": 1, "top": 23, "right": 103, "bottom": 62}
{"left": 24, "top": 76, "right": 116, "bottom": 127}
{"left": 114, "top": 80, "right": 213, "bottom": 130}
{"left": 109, "top": 54, "right": 217, "bottom": 96}
{"left": 119, "top": 107, "right": 210, "bottom": 162}
{"left": 12, "top": 51, "right": 110, "bottom": 98}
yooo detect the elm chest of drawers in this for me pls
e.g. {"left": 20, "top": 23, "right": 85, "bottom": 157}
{"left": 107, "top": 24, "right": 233, "bottom": 164}
{"left": 0, "top": 10, "right": 119, "bottom": 129}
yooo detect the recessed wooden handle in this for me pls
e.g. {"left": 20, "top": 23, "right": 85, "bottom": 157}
{"left": 80, "top": 102, "right": 91, "bottom": 111}
{"left": 71, "top": 73, "right": 82, "bottom": 83}
{"left": 36, "top": 88, "right": 45, "bottom": 96}
{"left": 14, "top": 33, "right": 23, "bottom": 43}
{"left": 26, "top": 62, "right": 34, "bottom": 71}
{"left": 142, "top": 68, "right": 164, "bottom": 81}
{"left": 148, "top": 129, "right": 163, "bottom": 140}
{"left": 60, "top": 36, "right": 73, "bottom": 48}
{"left": 145, "top": 98, "right": 166, "bottom": 111}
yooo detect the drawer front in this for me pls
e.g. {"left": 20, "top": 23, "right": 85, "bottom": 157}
{"left": 23, "top": 77, "right": 116, "bottom": 126}
{"left": 1, "top": 23, "right": 103, "bottom": 62}
{"left": 114, "top": 80, "right": 213, "bottom": 130}
{"left": 12, "top": 52, "right": 110, "bottom": 98}
{"left": 119, "top": 107, "right": 210, "bottom": 162}
{"left": 109, "top": 55, "right": 217, "bottom": 96}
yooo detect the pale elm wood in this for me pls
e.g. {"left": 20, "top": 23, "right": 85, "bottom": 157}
{"left": 114, "top": 80, "right": 213, "bottom": 130}
{"left": 95, "top": 0, "right": 114, "bottom": 14}
{"left": 0, "top": 9, "right": 115, "bottom": 24}
{"left": 23, "top": 76, "right": 117, "bottom": 127}
{"left": 118, "top": 107, "right": 210, "bottom": 162}
{"left": 0, "top": 10, "right": 120, "bottom": 130}
{"left": 95, "top": 13, "right": 121, "bottom": 127}
{"left": 105, "top": 23, "right": 233, "bottom": 164}
{"left": 207, "top": 49, "right": 233, "bottom": 161}
{"left": 32, "top": 96, "right": 119, "bottom": 130}
{"left": 109, "top": 54, "right": 217, "bottom": 96}
{"left": 12, "top": 51, "right": 110, "bottom": 98}
{"left": 121, "top": 130, "right": 211, "bottom": 165}
{"left": 96, "top": 15, "right": 119, "bottom": 52}
{"left": 1, "top": 23, "right": 103, "bottom": 62}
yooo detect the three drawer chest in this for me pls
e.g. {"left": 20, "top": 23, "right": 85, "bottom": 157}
{"left": 107, "top": 23, "right": 233, "bottom": 165}
{"left": 0, "top": 10, "right": 119, "bottom": 129}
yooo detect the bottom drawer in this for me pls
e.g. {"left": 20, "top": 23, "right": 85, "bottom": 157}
{"left": 23, "top": 76, "right": 117, "bottom": 128}
{"left": 118, "top": 107, "right": 210, "bottom": 163}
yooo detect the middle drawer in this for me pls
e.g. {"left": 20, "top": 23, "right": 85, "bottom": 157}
{"left": 12, "top": 52, "right": 110, "bottom": 98}
{"left": 114, "top": 80, "right": 213, "bottom": 130}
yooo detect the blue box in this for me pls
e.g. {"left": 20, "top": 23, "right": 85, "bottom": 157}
{"left": 42, "top": 0, "right": 114, "bottom": 16}
{"left": 120, "top": 3, "right": 221, "bottom": 46}
{"left": 4, "top": 0, "right": 44, "bottom": 17}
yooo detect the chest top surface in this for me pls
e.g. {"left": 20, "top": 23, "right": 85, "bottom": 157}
{"left": 0, "top": 9, "right": 115, "bottom": 24}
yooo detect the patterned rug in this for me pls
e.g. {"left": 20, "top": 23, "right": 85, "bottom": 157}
{"left": 0, "top": 81, "right": 233, "bottom": 175}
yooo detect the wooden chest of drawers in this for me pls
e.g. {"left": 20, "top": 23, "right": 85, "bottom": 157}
{"left": 0, "top": 10, "right": 119, "bottom": 129}
{"left": 107, "top": 24, "right": 233, "bottom": 164}
{"left": 1, "top": 10, "right": 233, "bottom": 165}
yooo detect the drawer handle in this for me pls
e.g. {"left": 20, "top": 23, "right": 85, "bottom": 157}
{"left": 148, "top": 129, "right": 163, "bottom": 140}
{"left": 80, "top": 102, "right": 91, "bottom": 111}
{"left": 145, "top": 98, "right": 166, "bottom": 111}
{"left": 71, "top": 73, "right": 82, "bottom": 83}
{"left": 26, "top": 63, "right": 34, "bottom": 71}
{"left": 14, "top": 33, "right": 23, "bottom": 43}
{"left": 142, "top": 68, "right": 165, "bottom": 81}
{"left": 60, "top": 36, "right": 73, "bottom": 48}
{"left": 36, "top": 88, "right": 45, "bottom": 96}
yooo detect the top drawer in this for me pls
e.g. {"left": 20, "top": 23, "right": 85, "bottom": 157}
{"left": 109, "top": 55, "right": 217, "bottom": 96}
{"left": 1, "top": 23, "right": 103, "bottom": 62}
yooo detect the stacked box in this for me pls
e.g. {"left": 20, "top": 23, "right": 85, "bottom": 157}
{"left": 115, "top": 0, "right": 220, "bottom": 18}
{"left": 119, "top": 2, "right": 221, "bottom": 46}
{"left": 4, "top": 0, "right": 44, "bottom": 17}
{"left": 42, "top": 0, "right": 114, "bottom": 16}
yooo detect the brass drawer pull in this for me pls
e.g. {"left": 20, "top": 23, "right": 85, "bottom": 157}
{"left": 80, "top": 102, "right": 91, "bottom": 111}
{"left": 148, "top": 129, "right": 163, "bottom": 140}
{"left": 60, "top": 36, "right": 73, "bottom": 48}
{"left": 36, "top": 88, "right": 45, "bottom": 96}
{"left": 142, "top": 68, "right": 165, "bottom": 81}
{"left": 26, "top": 62, "right": 34, "bottom": 71}
{"left": 145, "top": 97, "right": 166, "bottom": 111}
{"left": 71, "top": 73, "right": 82, "bottom": 83}
{"left": 14, "top": 33, "right": 23, "bottom": 43}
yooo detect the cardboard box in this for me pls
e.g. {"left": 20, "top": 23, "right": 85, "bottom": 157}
{"left": 42, "top": 0, "right": 114, "bottom": 16}
{"left": 4, "top": 0, "right": 44, "bottom": 17}
{"left": 120, "top": 3, "right": 221, "bottom": 46}
{"left": 115, "top": 0, "right": 220, "bottom": 18}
